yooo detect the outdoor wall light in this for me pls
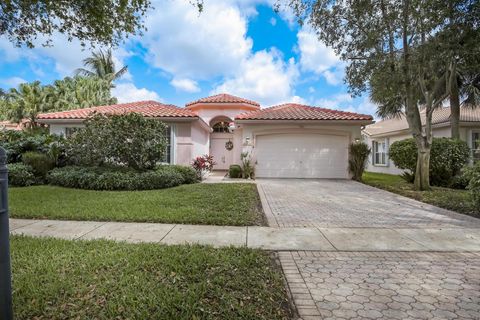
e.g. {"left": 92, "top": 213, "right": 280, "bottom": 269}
{"left": 244, "top": 137, "right": 251, "bottom": 145}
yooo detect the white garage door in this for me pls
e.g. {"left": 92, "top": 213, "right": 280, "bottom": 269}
{"left": 255, "top": 133, "right": 349, "bottom": 178}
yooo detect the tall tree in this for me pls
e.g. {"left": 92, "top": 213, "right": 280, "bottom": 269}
{"left": 0, "top": 0, "right": 151, "bottom": 48}
{"left": 2, "top": 77, "right": 117, "bottom": 126}
{"left": 288, "top": 0, "right": 478, "bottom": 190}
{"left": 75, "top": 49, "right": 128, "bottom": 86}
{"left": 435, "top": 3, "right": 480, "bottom": 139}
{"left": 4, "top": 81, "right": 50, "bottom": 127}
{"left": 47, "top": 76, "right": 117, "bottom": 110}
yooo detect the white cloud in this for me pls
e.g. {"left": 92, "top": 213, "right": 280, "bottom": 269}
{"left": 316, "top": 94, "right": 377, "bottom": 117}
{"left": 297, "top": 26, "right": 344, "bottom": 85}
{"left": 112, "top": 82, "right": 161, "bottom": 103}
{"left": 170, "top": 78, "right": 200, "bottom": 93}
{"left": 0, "top": 33, "right": 131, "bottom": 78}
{"left": 269, "top": 17, "right": 277, "bottom": 26}
{"left": 142, "top": 0, "right": 253, "bottom": 80}
{"left": 212, "top": 50, "right": 301, "bottom": 106}
{"left": 0, "top": 77, "right": 27, "bottom": 88}
{"left": 0, "top": 39, "right": 25, "bottom": 62}
{"left": 316, "top": 93, "right": 353, "bottom": 108}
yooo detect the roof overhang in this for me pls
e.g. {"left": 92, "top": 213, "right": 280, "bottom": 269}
{"left": 186, "top": 102, "right": 260, "bottom": 111}
{"left": 363, "top": 120, "right": 480, "bottom": 138}
{"left": 235, "top": 119, "right": 374, "bottom": 125}
{"left": 37, "top": 116, "right": 200, "bottom": 125}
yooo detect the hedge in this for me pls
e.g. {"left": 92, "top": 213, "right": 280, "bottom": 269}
{"left": 47, "top": 165, "right": 197, "bottom": 191}
{"left": 8, "top": 163, "right": 38, "bottom": 187}
{"left": 389, "top": 138, "right": 471, "bottom": 187}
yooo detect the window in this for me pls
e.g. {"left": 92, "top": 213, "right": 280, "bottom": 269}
{"left": 372, "top": 139, "right": 388, "bottom": 166}
{"left": 212, "top": 121, "right": 230, "bottom": 133}
{"left": 472, "top": 131, "right": 480, "bottom": 162}
{"left": 65, "top": 127, "right": 80, "bottom": 138}
{"left": 163, "top": 126, "right": 172, "bottom": 164}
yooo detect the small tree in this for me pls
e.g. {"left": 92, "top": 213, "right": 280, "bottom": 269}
{"left": 68, "top": 113, "right": 168, "bottom": 170}
{"left": 348, "top": 142, "right": 370, "bottom": 182}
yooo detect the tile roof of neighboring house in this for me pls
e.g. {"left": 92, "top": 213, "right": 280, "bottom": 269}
{"left": 37, "top": 101, "right": 197, "bottom": 120}
{"left": 235, "top": 103, "right": 374, "bottom": 121}
{"left": 363, "top": 107, "right": 480, "bottom": 136}
{"left": 0, "top": 121, "right": 24, "bottom": 131}
{"left": 186, "top": 93, "right": 260, "bottom": 107}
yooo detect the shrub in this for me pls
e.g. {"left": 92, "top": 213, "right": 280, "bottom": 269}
{"left": 389, "top": 138, "right": 471, "bottom": 186}
{"left": 47, "top": 166, "right": 186, "bottom": 190}
{"left": 192, "top": 155, "right": 216, "bottom": 179}
{"left": 158, "top": 165, "right": 198, "bottom": 184}
{"left": 67, "top": 113, "right": 168, "bottom": 170}
{"left": 229, "top": 164, "right": 242, "bottom": 178}
{"left": 467, "top": 165, "right": 480, "bottom": 210}
{"left": 7, "top": 163, "right": 37, "bottom": 187}
{"left": 348, "top": 142, "right": 370, "bottom": 181}
{"left": 241, "top": 152, "right": 254, "bottom": 179}
{"left": 450, "top": 163, "right": 479, "bottom": 189}
{"left": 0, "top": 130, "right": 64, "bottom": 163}
{"left": 21, "top": 151, "right": 55, "bottom": 178}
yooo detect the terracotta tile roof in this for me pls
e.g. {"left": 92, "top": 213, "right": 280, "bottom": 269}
{"left": 0, "top": 121, "right": 24, "bottom": 131}
{"left": 37, "top": 101, "right": 197, "bottom": 120}
{"left": 186, "top": 93, "right": 260, "bottom": 107}
{"left": 235, "top": 103, "right": 374, "bottom": 121}
{"left": 363, "top": 107, "right": 480, "bottom": 136}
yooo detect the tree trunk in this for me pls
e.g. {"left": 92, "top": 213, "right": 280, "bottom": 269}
{"left": 414, "top": 144, "right": 431, "bottom": 191}
{"left": 450, "top": 79, "right": 460, "bottom": 139}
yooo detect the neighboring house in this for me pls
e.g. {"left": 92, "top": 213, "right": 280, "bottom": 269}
{"left": 363, "top": 107, "right": 480, "bottom": 175}
{"left": 37, "top": 93, "right": 373, "bottom": 179}
{"left": 0, "top": 120, "right": 25, "bottom": 131}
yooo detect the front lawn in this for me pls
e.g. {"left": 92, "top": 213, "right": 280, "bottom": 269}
{"left": 11, "top": 236, "right": 292, "bottom": 320}
{"left": 9, "top": 183, "right": 265, "bottom": 226}
{"left": 363, "top": 171, "right": 479, "bottom": 217}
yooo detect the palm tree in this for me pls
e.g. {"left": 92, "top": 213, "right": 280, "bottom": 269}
{"left": 75, "top": 49, "right": 128, "bottom": 86}
{"left": 448, "top": 66, "right": 480, "bottom": 139}
{"left": 5, "top": 81, "right": 51, "bottom": 127}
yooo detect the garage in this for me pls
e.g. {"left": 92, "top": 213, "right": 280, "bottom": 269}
{"left": 254, "top": 133, "right": 349, "bottom": 179}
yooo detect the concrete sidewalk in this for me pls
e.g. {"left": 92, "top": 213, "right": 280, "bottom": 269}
{"left": 10, "top": 218, "right": 480, "bottom": 251}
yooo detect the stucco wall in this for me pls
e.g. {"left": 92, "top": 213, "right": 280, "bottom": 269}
{"left": 190, "top": 120, "right": 210, "bottom": 162}
{"left": 190, "top": 106, "right": 253, "bottom": 125}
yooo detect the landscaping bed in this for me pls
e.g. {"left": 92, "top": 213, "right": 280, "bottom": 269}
{"left": 9, "top": 183, "right": 266, "bottom": 226}
{"left": 363, "top": 171, "right": 479, "bottom": 217}
{"left": 11, "top": 236, "right": 292, "bottom": 320}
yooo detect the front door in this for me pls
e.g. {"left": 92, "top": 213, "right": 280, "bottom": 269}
{"left": 210, "top": 134, "right": 234, "bottom": 170}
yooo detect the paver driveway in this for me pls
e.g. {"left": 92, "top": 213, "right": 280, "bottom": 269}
{"left": 280, "top": 251, "right": 480, "bottom": 320}
{"left": 258, "top": 179, "right": 480, "bottom": 319}
{"left": 258, "top": 179, "right": 480, "bottom": 228}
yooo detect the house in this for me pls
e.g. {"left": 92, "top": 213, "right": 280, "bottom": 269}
{"left": 363, "top": 107, "right": 480, "bottom": 175}
{"left": 37, "top": 93, "right": 374, "bottom": 179}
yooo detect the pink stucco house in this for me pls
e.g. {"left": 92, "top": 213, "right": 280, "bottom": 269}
{"left": 37, "top": 93, "right": 373, "bottom": 178}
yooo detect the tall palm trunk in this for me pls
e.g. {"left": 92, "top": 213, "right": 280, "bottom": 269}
{"left": 449, "top": 65, "right": 461, "bottom": 139}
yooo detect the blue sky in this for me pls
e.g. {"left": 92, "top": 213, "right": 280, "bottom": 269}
{"left": 0, "top": 0, "right": 375, "bottom": 116}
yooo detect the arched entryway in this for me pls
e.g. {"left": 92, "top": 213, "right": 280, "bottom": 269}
{"left": 209, "top": 116, "right": 234, "bottom": 170}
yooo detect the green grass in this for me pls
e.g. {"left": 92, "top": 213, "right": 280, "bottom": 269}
{"left": 11, "top": 236, "right": 292, "bottom": 320}
{"left": 363, "top": 171, "right": 479, "bottom": 217}
{"left": 9, "top": 183, "right": 265, "bottom": 226}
